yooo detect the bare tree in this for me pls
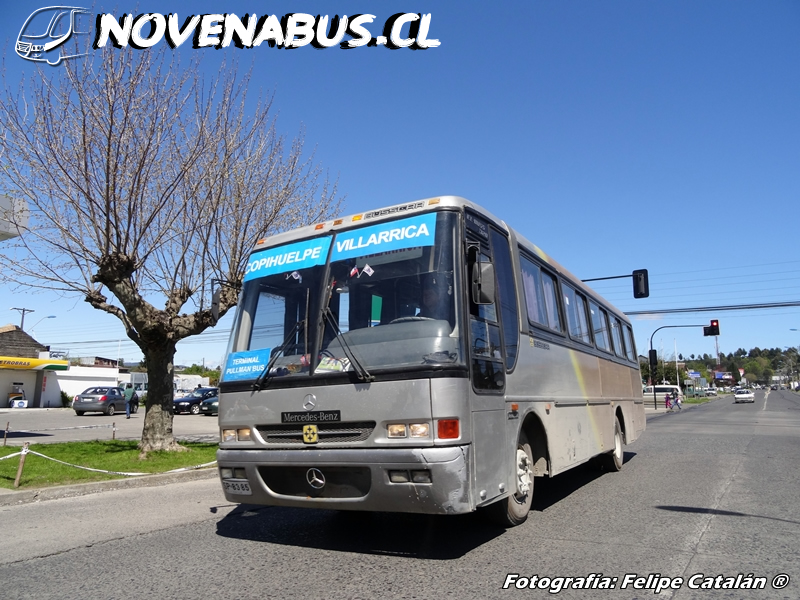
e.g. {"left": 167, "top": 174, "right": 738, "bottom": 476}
{"left": 0, "top": 48, "right": 342, "bottom": 452}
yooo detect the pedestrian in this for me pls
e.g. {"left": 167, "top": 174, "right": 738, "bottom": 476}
{"left": 124, "top": 383, "right": 135, "bottom": 419}
{"left": 665, "top": 392, "right": 672, "bottom": 411}
{"left": 675, "top": 393, "right": 682, "bottom": 410}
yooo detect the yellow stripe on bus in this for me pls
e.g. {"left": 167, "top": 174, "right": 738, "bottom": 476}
{"left": 569, "top": 349, "right": 605, "bottom": 450}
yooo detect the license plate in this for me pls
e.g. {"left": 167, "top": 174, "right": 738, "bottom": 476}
{"left": 222, "top": 479, "right": 252, "bottom": 495}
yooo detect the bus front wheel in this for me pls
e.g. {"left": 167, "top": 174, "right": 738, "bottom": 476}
{"left": 484, "top": 430, "right": 534, "bottom": 527}
{"left": 600, "top": 416, "right": 624, "bottom": 472}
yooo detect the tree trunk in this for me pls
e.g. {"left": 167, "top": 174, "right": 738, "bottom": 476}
{"left": 140, "top": 342, "right": 183, "bottom": 453}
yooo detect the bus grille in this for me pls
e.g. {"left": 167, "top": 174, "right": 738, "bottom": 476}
{"left": 255, "top": 421, "right": 376, "bottom": 444}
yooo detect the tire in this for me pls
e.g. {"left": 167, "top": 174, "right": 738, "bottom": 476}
{"left": 132, "top": 403, "right": 139, "bottom": 414}
{"left": 75, "top": 411, "right": 84, "bottom": 416}
{"left": 190, "top": 404, "right": 200, "bottom": 415}
{"left": 600, "top": 416, "right": 624, "bottom": 472}
{"left": 106, "top": 404, "right": 115, "bottom": 416}
{"left": 483, "top": 430, "right": 534, "bottom": 527}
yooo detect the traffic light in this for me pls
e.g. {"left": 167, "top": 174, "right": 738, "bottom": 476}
{"left": 703, "top": 319, "right": 720, "bottom": 336}
{"left": 632, "top": 269, "right": 649, "bottom": 298}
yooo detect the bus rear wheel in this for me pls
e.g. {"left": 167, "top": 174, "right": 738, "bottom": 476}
{"left": 484, "top": 431, "right": 534, "bottom": 527}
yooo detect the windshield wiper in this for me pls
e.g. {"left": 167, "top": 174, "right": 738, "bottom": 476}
{"left": 322, "top": 308, "right": 373, "bottom": 382}
{"left": 252, "top": 319, "right": 305, "bottom": 391}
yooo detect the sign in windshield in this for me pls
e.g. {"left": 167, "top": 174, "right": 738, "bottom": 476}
{"left": 244, "top": 236, "right": 332, "bottom": 282}
{"left": 222, "top": 349, "right": 272, "bottom": 382}
{"left": 331, "top": 213, "right": 436, "bottom": 262}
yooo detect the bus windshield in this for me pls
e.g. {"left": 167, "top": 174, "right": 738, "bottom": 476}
{"left": 223, "top": 211, "right": 464, "bottom": 383}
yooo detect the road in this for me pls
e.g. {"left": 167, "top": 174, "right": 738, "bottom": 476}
{"left": 1, "top": 391, "right": 798, "bottom": 600}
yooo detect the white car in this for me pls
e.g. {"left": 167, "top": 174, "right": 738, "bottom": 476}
{"left": 734, "top": 389, "right": 755, "bottom": 403}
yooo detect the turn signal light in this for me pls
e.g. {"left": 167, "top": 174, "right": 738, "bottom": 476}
{"left": 437, "top": 419, "right": 459, "bottom": 439}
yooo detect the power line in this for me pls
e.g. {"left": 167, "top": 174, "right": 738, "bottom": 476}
{"left": 626, "top": 300, "right": 800, "bottom": 316}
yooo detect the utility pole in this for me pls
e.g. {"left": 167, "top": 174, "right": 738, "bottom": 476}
{"left": 10, "top": 307, "right": 34, "bottom": 330}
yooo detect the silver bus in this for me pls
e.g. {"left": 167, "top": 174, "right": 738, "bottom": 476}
{"left": 216, "top": 196, "right": 645, "bottom": 526}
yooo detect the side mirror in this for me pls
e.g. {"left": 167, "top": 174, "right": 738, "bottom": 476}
{"left": 472, "top": 261, "right": 496, "bottom": 305}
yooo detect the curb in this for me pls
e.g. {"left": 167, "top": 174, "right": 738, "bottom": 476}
{"left": 0, "top": 465, "right": 218, "bottom": 507}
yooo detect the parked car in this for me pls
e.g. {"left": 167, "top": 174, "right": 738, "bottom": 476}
{"left": 173, "top": 387, "right": 218, "bottom": 415}
{"left": 705, "top": 388, "right": 717, "bottom": 396}
{"left": 199, "top": 394, "right": 219, "bottom": 416}
{"left": 734, "top": 389, "right": 755, "bottom": 404}
{"left": 73, "top": 386, "right": 133, "bottom": 416}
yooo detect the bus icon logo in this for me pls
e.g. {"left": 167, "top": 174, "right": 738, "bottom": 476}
{"left": 303, "top": 425, "right": 319, "bottom": 444}
{"left": 16, "top": 6, "right": 91, "bottom": 66}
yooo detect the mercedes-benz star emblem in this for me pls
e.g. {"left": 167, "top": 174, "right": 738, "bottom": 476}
{"left": 306, "top": 468, "right": 325, "bottom": 490}
{"left": 303, "top": 394, "right": 316, "bottom": 411}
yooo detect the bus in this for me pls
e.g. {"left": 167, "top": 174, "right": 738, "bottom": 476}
{"left": 215, "top": 196, "right": 645, "bottom": 526}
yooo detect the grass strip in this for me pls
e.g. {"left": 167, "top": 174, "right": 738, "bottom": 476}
{"left": 0, "top": 440, "right": 218, "bottom": 490}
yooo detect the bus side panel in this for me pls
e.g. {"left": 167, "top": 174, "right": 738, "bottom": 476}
{"left": 628, "top": 368, "right": 646, "bottom": 442}
{"left": 471, "top": 408, "right": 507, "bottom": 505}
{"left": 504, "top": 336, "right": 610, "bottom": 477}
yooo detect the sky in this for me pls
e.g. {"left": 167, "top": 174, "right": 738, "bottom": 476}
{"left": 1, "top": 1, "right": 799, "bottom": 369}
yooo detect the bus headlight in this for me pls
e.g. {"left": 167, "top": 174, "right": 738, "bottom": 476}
{"left": 388, "top": 423, "right": 430, "bottom": 438}
{"left": 409, "top": 423, "right": 430, "bottom": 438}
{"left": 387, "top": 424, "right": 407, "bottom": 438}
{"left": 221, "top": 428, "right": 252, "bottom": 442}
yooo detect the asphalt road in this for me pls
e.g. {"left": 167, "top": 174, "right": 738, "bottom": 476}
{"left": 1, "top": 391, "right": 798, "bottom": 600}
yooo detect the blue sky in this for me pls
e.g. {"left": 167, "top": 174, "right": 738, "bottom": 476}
{"left": 2, "top": 1, "right": 799, "bottom": 368}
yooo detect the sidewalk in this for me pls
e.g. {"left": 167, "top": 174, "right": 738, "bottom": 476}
{"left": 0, "top": 464, "right": 217, "bottom": 507}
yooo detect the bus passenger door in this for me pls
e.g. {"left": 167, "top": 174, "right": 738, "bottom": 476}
{"left": 465, "top": 214, "right": 509, "bottom": 505}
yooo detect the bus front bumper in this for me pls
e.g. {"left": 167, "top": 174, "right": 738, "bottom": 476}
{"left": 217, "top": 445, "right": 473, "bottom": 515}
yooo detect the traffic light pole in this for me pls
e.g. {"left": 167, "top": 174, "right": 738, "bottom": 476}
{"left": 648, "top": 324, "right": 705, "bottom": 410}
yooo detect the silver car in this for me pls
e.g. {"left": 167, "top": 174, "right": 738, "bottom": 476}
{"left": 733, "top": 389, "right": 755, "bottom": 404}
{"left": 73, "top": 386, "right": 133, "bottom": 416}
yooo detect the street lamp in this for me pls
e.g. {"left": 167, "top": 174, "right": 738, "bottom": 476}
{"left": 28, "top": 315, "right": 56, "bottom": 337}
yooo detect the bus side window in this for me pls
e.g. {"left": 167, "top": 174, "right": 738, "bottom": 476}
{"left": 610, "top": 316, "right": 626, "bottom": 358}
{"left": 623, "top": 325, "right": 637, "bottom": 361}
{"left": 564, "top": 285, "right": 592, "bottom": 344}
{"left": 520, "top": 256, "right": 547, "bottom": 326}
{"left": 520, "top": 255, "right": 562, "bottom": 333}
{"left": 589, "top": 301, "right": 612, "bottom": 352}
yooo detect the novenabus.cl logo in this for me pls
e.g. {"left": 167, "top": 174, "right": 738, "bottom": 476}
{"left": 16, "top": 6, "right": 91, "bottom": 66}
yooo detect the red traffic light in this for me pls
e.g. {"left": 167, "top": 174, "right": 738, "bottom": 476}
{"left": 704, "top": 320, "right": 720, "bottom": 336}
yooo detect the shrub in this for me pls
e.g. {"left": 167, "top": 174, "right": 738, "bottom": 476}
{"left": 60, "top": 391, "right": 72, "bottom": 408}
